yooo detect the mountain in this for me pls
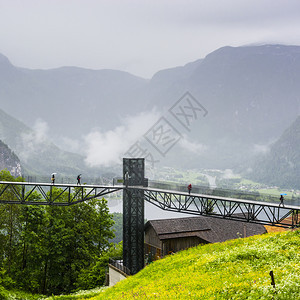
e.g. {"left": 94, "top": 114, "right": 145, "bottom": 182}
{"left": 142, "top": 45, "right": 300, "bottom": 169}
{"left": 0, "top": 45, "right": 300, "bottom": 173}
{"left": 247, "top": 116, "right": 300, "bottom": 189}
{"left": 0, "top": 52, "right": 148, "bottom": 141}
{"left": 0, "top": 140, "right": 22, "bottom": 177}
{"left": 0, "top": 108, "right": 104, "bottom": 177}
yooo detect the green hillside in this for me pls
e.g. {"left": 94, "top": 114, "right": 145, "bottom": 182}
{"left": 91, "top": 230, "right": 300, "bottom": 300}
{"left": 2, "top": 230, "right": 300, "bottom": 299}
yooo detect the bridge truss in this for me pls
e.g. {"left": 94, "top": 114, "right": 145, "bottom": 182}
{"left": 132, "top": 187, "right": 300, "bottom": 228}
{"left": 0, "top": 181, "right": 122, "bottom": 205}
{"left": 1, "top": 168, "right": 300, "bottom": 275}
{"left": 1, "top": 180, "right": 298, "bottom": 228}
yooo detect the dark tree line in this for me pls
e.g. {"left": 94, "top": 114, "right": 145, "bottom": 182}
{"left": 0, "top": 170, "right": 119, "bottom": 295}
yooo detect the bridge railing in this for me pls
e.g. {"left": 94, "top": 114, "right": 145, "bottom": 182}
{"left": 21, "top": 175, "right": 112, "bottom": 186}
{"left": 19, "top": 177, "right": 299, "bottom": 206}
{"left": 148, "top": 180, "right": 300, "bottom": 206}
{"left": 109, "top": 258, "right": 131, "bottom": 276}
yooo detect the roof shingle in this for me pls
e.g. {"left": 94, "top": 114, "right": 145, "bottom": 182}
{"left": 145, "top": 216, "right": 267, "bottom": 243}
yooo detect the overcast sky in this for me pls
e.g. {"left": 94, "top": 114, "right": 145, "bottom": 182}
{"left": 1, "top": 0, "right": 300, "bottom": 78}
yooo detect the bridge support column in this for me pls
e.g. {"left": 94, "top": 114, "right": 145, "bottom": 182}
{"left": 123, "top": 158, "right": 145, "bottom": 275}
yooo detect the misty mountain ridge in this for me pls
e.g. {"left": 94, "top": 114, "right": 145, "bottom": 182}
{"left": 0, "top": 53, "right": 148, "bottom": 142}
{"left": 142, "top": 44, "right": 300, "bottom": 170}
{"left": 0, "top": 44, "right": 299, "bottom": 187}
{"left": 0, "top": 108, "right": 106, "bottom": 177}
{"left": 248, "top": 116, "right": 300, "bottom": 189}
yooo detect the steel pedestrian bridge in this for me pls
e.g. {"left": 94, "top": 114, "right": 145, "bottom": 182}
{"left": 0, "top": 181, "right": 123, "bottom": 206}
{"left": 0, "top": 181, "right": 299, "bottom": 228}
{"left": 1, "top": 157, "right": 300, "bottom": 275}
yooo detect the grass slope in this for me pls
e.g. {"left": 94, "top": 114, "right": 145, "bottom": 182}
{"left": 92, "top": 230, "right": 300, "bottom": 299}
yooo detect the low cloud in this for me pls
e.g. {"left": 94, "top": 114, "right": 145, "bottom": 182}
{"left": 58, "top": 136, "right": 81, "bottom": 154}
{"left": 178, "top": 135, "right": 208, "bottom": 155}
{"left": 222, "top": 169, "right": 237, "bottom": 179}
{"left": 84, "top": 110, "right": 160, "bottom": 167}
{"left": 253, "top": 143, "right": 270, "bottom": 154}
{"left": 19, "top": 119, "right": 49, "bottom": 161}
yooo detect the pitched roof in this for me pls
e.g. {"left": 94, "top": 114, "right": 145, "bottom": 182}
{"left": 145, "top": 216, "right": 266, "bottom": 243}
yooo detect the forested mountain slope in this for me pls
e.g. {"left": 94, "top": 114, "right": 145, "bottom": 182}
{"left": 248, "top": 116, "right": 300, "bottom": 189}
{"left": 0, "top": 108, "right": 103, "bottom": 176}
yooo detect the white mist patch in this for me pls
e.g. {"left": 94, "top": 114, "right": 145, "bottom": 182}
{"left": 33, "top": 118, "right": 49, "bottom": 142}
{"left": 253, "top": 143, "right": 270, "bottom": 154}
{"left": 84, "top": 110, "right": 160, "bottom": 167}
{"left": 178, "top": 135, "right": 208, "bottom": 154}
{"left": 222, "top": 169, "right": 237, "bottom": 179}
{"left": 58, "top": 136, "right": 81, "bottom": 153}
{"left": 19, "top": 119, "right": 49, "bottom": 162}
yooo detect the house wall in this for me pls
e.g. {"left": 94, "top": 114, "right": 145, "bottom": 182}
{"left": 145, "top": 226, "right": 162, "bottom": 248}
{"left": 145, "top": 226, "right": 162, "bottom": 261}
{"left": 145, "top": 224, "right": 211, "bottom": 259}
{"left": 145, "top": 242, "right": 162, "bottom": 263}
{"left": 162, "top": 236, "right": 204, "bottom": 256}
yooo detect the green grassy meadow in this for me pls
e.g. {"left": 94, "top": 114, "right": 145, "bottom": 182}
{"left": 90, "top": 230, "right": 300, "bottom": 300}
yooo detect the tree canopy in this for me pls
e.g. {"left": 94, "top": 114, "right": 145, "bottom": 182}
{"left": 0, "top": 170, "right": 116, "bottom": 295}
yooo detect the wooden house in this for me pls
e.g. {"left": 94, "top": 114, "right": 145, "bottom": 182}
{"left": 144, "top": 216, "right": 267, "bottom": 259}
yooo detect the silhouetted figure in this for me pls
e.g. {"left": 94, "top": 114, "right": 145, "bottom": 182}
{"left": 51, "top": 174, "right": 55, "bottom": 185}
{"left": 125, "top": 172, "right": 129, "bottom": 187}
{"left": 77, "top": 174, "right": 81, "bottom": 185}
{"left": 279, "top": 195, "right": 284, "bottom": 207}
{"left": 188, "top": 184, "right": 192, "bottom": 195}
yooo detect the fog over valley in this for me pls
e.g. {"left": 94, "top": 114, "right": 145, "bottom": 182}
{"left": 1, "top": 0, "right": 300, "bottom": 191}
{"left": 0, "top": 45, "right": 299, "bottom": 191}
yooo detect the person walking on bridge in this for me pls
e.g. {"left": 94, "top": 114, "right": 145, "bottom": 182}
{"left": 279, "top": 195, "right": 285, "bottom": 207}
{"left": 77, "top": 174, "right": 81, "bottom": 185}
{"left": 188, "top": 184, "right": 192, "bottom": 195}
{"left": 125, "top": 172, "right": 130, "bottom": 188}
{"left": 51, "top": 173, "right": 55, "bottom": 185}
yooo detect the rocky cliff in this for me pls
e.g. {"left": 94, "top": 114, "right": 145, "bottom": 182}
{"left": 0, "top": 140, "right": 22, "bottom": 177}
